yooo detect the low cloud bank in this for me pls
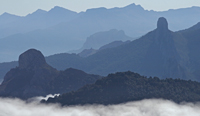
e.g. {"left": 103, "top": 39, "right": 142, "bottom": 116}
{"left": 0, "top": 97, "right": 200, "bottom": 116}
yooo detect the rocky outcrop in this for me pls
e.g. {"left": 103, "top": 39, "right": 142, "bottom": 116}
{"left": 0, "top": 49, "right": 101, "bottom": 99}
{"left": 157, "top": 17, "right": 168, "bottom": 31}
{"left": 18, "top": 49, "right": 46, "bottom": 69}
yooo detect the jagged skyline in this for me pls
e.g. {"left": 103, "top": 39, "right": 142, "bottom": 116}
{"left": 0, "top": 0, "right": 200, "bottom": 16}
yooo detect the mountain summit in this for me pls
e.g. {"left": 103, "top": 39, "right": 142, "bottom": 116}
{"left": 19, "top": 49, "right": 46, "bottom": 69}
{"left": 157, "top": 17, "right": 169, "bottom": 32}
{"left": 124, "top": 3, "right": 144, "bottom": 11}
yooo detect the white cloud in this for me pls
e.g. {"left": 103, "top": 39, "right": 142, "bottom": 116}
{"left": 0, "top": 97, "right": 200, "bottom": 116}
{"left": 27, "top": 94, "right": 60, "bottom": 103}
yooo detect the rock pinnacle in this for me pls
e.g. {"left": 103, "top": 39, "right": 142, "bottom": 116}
{"left": 157, "top": 17, "right": 168, "bottom": 32}
{"left": 18, "top": 49, "right": 46, "bottom": 69}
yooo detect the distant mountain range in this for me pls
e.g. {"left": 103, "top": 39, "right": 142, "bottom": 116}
{"left": 0, "top": 6, "right": 79, "bottom": 39}
{"left": 0, "top": 3, "right": 200, "bottom": 62}
{"left": 44, "top": 71, "right": 200, "bottom": 106}
{"left": 0, "top": 49, "right": 101, "bottom": 99}
{"left": 1, "top": 17, "right": 200, "bottom": 82}
{"left": 43, "top": 17, "right": 200, "bottom": 81}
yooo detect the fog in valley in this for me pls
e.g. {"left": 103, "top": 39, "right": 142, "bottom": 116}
{"left": 0, "top": 96, "right": 200, "bottom": 116}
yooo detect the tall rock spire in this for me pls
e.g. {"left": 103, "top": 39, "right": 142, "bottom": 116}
{"left": 157, "top": 17, "right": 169, "bottom": 33}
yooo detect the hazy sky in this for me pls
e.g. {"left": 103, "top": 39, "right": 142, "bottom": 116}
{"left": 0, "top": 0, "right": 200, "bottom": 16}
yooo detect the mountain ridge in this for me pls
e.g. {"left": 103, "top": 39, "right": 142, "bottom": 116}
{"left": 0, "top": 4, "right": 200, "bottom": 62}
{"left": 1, "top": 17, "right": 200, "bottom": 81}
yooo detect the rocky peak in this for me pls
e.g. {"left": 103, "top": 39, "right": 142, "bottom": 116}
{"left": 157, "top": 17, "right": 169, "bottom": 32}
{"left": 124, "top": 3, "right": 144, "bottom": 11}
{"left": 18, "top": 49, "right": 46, "bottom": 69}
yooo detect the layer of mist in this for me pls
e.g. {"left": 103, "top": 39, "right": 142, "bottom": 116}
{"left": 0, "top": 97, "right": 200, "bottom": 116}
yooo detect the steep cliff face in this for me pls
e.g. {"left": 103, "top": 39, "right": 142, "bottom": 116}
{"left": 0, "top": 49, "right": 101, "bottom": 99}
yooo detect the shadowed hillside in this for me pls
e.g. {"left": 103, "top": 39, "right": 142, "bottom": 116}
{"left": 0, "top": 49, "right": 101, "bottom": 99}
{"left": 45, "top": 71, "right": 200, "bottom": 106}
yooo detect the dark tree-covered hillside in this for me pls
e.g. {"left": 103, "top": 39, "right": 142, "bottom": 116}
{"left": 45, "top": 71, "right": 200, "bottom": 106}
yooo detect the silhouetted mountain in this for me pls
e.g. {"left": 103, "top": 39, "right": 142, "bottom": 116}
{"left": 0, "top": 40, "right": 129, "bottom": 81}
{"left": 0, "top": 6, "right": 79, "bottom": 39}
{"left": 45, "top": 71, "right": 200, "bottom": 106}
{"left": 1, "top": 17, "right": 200, "bottom": 82}
{"left": 1, "top": 4, "right": 200, "bottom": 62}
{"left": 45, "top": 17, "right": 191, "bottom": 79}
{"left": 76, "top": 17, "right": 191, "bottom": 79}
{"left": 0, "top": 49, "right": 101, "bottom": 99}
{"left": 0, "top": 53, "right": 84, "bottom": 82}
